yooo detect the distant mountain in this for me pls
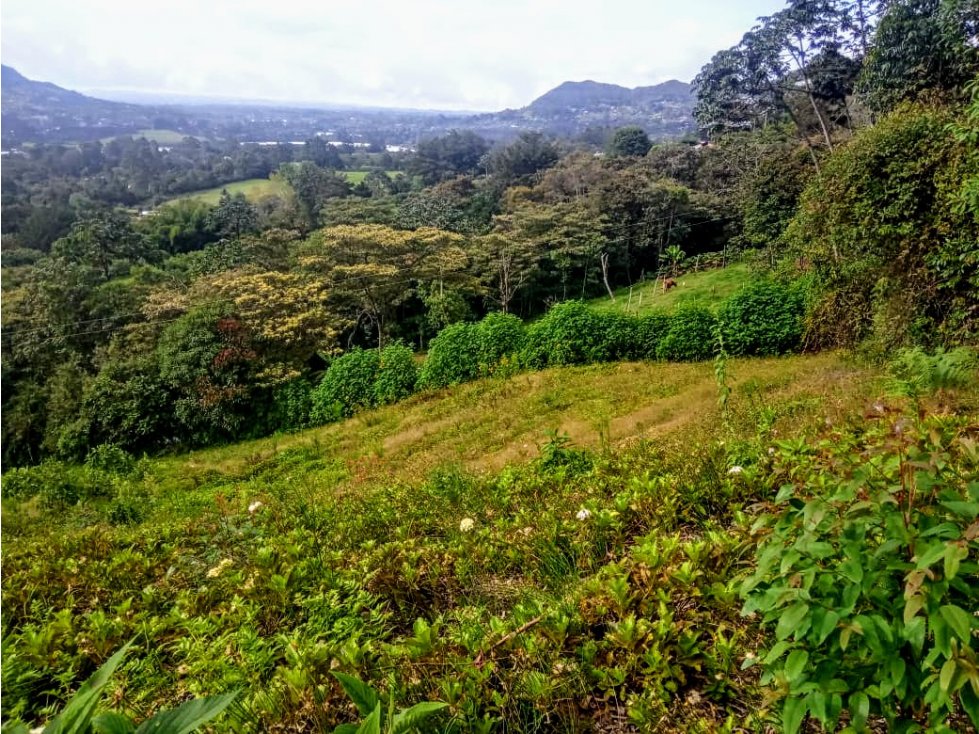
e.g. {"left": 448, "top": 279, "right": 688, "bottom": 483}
{"left": 465, "top": 79, "right": 696, "bottom": 141}
{"left": 1, "top": 66, "right": 696, "bottom": 148}
{"left": 1, "top": 65, "right": 164, "bottom": 145}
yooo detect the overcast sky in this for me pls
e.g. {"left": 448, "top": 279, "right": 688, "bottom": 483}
{"left": 2, "top": 0, "right": 783, "bottom": 111}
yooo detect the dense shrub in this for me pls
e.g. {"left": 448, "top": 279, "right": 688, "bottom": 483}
{"left": 634, "top": 312, "right": 672, "bottom": 360}
{"left": 656, "top": 305, "right": 718, "bottom": 361}
{"left": 0, "top": 461, "right": 111, "bottom": 508}
{"left": 269, "top": 377, "right": 314, "bottom": 431}
{"left": 311, "top": 349, "right": 380, "bottom": 422}
{"left": 374, "top": 343, "right": 418, "bottom": 405}
{"left": 475, "top": 312, "right": 525, "bottom": 375}
{"left": 595, "top": 311, "right": 642, "bottom": 361}
{"left": 719, "top": 280, "right": 805, "bottom": 356}
{"left": 743, "top": 414, "right": 979, "bottom": 731}
{"left": 84, "top": 444, "right": 137, "bottom": 476}
{"left": 520, "top": 301, "right": 616, "bottom": 369}
{"left": 782, "top": 104, "right": 979, "bottom": 348}
{"left": 418, "top": 322, "right": 479, "bottom": 389}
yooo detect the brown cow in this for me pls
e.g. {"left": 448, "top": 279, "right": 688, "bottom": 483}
{"left": 662, "top": 277, "right": 677, "bottom": 293}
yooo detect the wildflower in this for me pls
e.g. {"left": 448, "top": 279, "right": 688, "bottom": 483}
{"left": 576, "top": 508, "right": 592, "bottom": 521}
{"left": 767, "top": 447, "right": 775, "bottom": 456}
{"left": 727, "top": 465, "right": 744, "bottom": 475}
{"left": 459, "top": 517, "right": 475, "bottom": 532}
{"left": 206, "top": 558, "right": 233, "bottom": 578}
{"left": 248, "top": 500, "right": 264, "bottom": 514}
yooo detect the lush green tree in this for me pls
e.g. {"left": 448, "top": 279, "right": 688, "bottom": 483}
{"left": 279, "top": 162, "right": 351, "bottom": 233}
{"left": 783, "top": 103, "right": 979, "bottom": 347}
{"left": 484, "top": 132, "right": 560, "bottom": 183}
{"left": 207, "top": 190, "right": 258, "bottom": 242}
{"left": 51, "top": 210, "right": 160, "bottom": 280}
{"left": 606, "top": 126, "right": 652, "bottom": 157}
{"left": 407, "top": 130, "right": 489, "bottom": 184}
{"left": 858, "top": 0, "right": 979, "bottom": 114}
{"left": 141, "top": 199, "right": 218, "bottom": 254}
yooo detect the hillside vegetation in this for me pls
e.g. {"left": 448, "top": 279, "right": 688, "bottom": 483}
{"left": 2, "top": 0, "right": 978, "bottom": 731}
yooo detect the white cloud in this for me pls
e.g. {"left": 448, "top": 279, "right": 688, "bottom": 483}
{"left": 1, "top": 0, "right": 783, "bottom": 110}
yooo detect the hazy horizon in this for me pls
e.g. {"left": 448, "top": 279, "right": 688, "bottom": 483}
{"left": 2, "top": 0, "right": 783, "bottom": 112}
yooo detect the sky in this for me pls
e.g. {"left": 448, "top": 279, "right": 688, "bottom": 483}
{"left": 1, "top": 0, "right": 784, "bottom": 111}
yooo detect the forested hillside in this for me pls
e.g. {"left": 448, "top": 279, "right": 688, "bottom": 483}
{"left": 2, "top": 0, "right": 978, "bottom": 732}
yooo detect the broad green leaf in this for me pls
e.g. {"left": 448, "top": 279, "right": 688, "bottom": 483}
{"left": 391, "top": 702, "right": 448, "bottom": 734}
{"left": 940, "top": 659, "right": 957, "bottom": 693}
{"left": 355, "top": 704, "right": 381, "bottom": 734}
{"left": 961, "top": 683, "right": 979, "bottom": 728}
{"left": 45, "top": 641, "right": 134, "bottom": 734}
{"left": 849, "top": 691, "right": 869, "bottom": 731}
{"left": 944, "top": 544, "right": 967, "bottom": 580}
{"left": 939, "top": 605, "right": 973, "bottom": 643}
{"left": 817, "top": 610, "right": 840, "bottom": 644}
{"left": 92, "top": 713, "right": 136, "bottom": 734}
{"left": 914, "top": 543, "right": 946, "bottom": 570}
{"left": 1, "top": 723, "right": 30, "bottom": 734}
{"left": 784, "top": 650, "right": 809, "bottom": 684}
{"left": 776, "top": 603, "right": 809, "bottom": 641}
{"left": 134, "top": 691, "right": 237, "bottom": 734}
{"left": 782, "top": 696, "right": 807, "bottom": 734}
{"left": 332, "top": 726, "right": 359, "bottom": 734}
{"left": 332, "top": 673, "right": 380, "bottom": 717}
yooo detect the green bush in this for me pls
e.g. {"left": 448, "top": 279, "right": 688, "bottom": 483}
{"left": 1, "top": 461, "right": 110, "bottom": 508}
{"left": 719, "top": 280, "right": 804, "bottom": 356}
{"left": 269, "top": 377, "right": 314, "bottom": 431}
{"left": 475, "top": 312, "right": 525, "bottom": 375}
{"left": 520, "top": 301, "right": 617, "bottom": 369}
{"left": 85, "top": 443, "right": 137, "bottom": 476}
{"left": 742, "top": 415, "right": 979, "bottom": 732}
{"left": 595, "top": 311, "right": 643, "bottom": 361}
{"left": 419, "top": 322, "right": 479, "bottom": 389}
{"left": 635, "top": 312, "right": 672, "bottom": 360}
{"left": 311, "top": 349, "right": 380, "bottom": 422}
{"left": 656, "top": 305, "right": 718, "bottom": 361}
{"left": 374, "top": 343, "right": 418, "bottom": 405}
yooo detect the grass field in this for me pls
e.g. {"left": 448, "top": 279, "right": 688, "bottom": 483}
{"left": 101, "top": 129, "right": 196, "bottom": 144}
{"left": 159, "top": 351, "right": 871, "bottom": 499}
{"left": 171, "top": 177, "right": 291, "bottom": 205}
{"left": 588, "top": 262, "right": 755, "bottom": 314}
{"left": 341, "top": 170, "right": 399, "bottom": 184}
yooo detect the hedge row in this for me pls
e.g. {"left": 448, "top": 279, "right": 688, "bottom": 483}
{"left": 306, "top": 279, "right": 804, "bottom": 424}
{"left": 419, "top": 280, "right": 804, "bottom": 387}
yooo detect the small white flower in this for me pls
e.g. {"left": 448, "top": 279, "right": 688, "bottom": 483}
{"left": 727, "top": 465, "right": 744, "bottom": 475}
{"left": 768, "top": 447, "right": 776, "bottom": 456}
{"left": 248, "top": 500, "right": 264, "bottom": 514}
{"left": 459, "top": 517, "right": 475, "bottom": 532}
{"left": 576, "top": 508, "right": 592, "bottom": 521}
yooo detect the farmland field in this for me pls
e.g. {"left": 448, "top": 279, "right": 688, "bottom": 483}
{"left": 588, "top": 262, "right": 754, "bottom": 314}
{"left": 169, "top": 177, "right": 291, "bottom": 205}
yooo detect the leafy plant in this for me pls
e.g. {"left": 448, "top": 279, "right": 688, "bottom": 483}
{"left": 331, "top": 672, "right": 446, "bottom": 734}
{"left": 374, "top": 343, "right": 418, "bottom": 406}
{"left": 742, "top": 415, "right": 979, "bottom": 732}
{"left": 886, "top": 347, "right": 977, "bottom": 403}
{"left": 1, "top": 642, "right": 236, "bottom": 734}
{"left": 719, "top": 280, "right": 804, "bottom": 356}
{"left": 656, "top": 305, "right": 718, "bottom": 362}
{"left": 312, "top": 349, "right": 381, "bottom": 422}
{"left": 418, "top": 322, "right": 479, "bottom": 389}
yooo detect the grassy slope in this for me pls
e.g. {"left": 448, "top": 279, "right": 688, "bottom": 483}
{"left": 158, "top": 352, "right": 868, "bottom": 513}
{"left": 342, "top": 170, "right": 398, "bottom": 184}
{"left": 170, "top": 177, "right": 291, "bottom": 205}
{"left": 587, "top": 262, "right": 754, "bottom": 314}
{"left": 1, "top": 353, "right": 888, "bottom": 730}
